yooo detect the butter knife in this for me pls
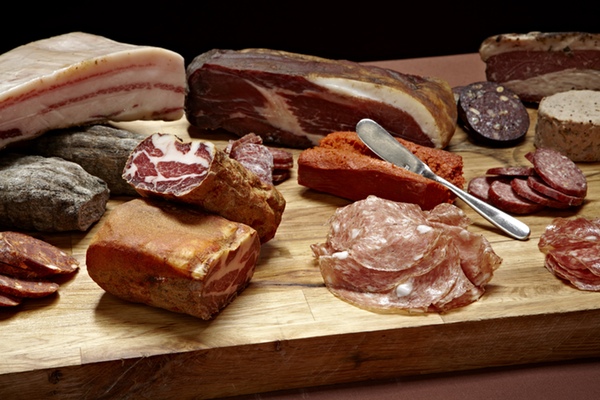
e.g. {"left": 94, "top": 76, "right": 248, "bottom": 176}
{"left": 356, "top": 118, "right": 531, "bottom": 240}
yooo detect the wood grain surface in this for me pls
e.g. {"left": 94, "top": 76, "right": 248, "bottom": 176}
{"left": 1, "top": 54, "right": 600, "bottom": 400}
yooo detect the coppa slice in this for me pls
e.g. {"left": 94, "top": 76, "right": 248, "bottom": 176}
{"left": 0, "top": 32, "right": 186, "bottom": 149}
{"left": 185, "top": 48, "right": 457, "bottom": 149}
{"left": 123, "top": 133, "right": 286, "bottom": 243}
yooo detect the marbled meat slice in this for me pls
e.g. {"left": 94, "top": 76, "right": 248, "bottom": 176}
{"left": 0, "top": 231, "right": 79, "bottom": 279}
{"left": 185, "top": 48, "right": 457, "bottom": 149}
{"left": 532, "top": 147, "right": 587, "bottom": 197}
{"left": 122, "top": 133, "right": 285, "bottom": 243}
{"left": 86, "top": 198, "right": 261, "bottom": 319}
{"left": 0, "top": 32, "right": 185, "bottom": 149}
{"left": 538, "top": 217, "right": 600, "bottom": 291}
{"left": 311, "top": 195, "right": 502, "bottom": 314}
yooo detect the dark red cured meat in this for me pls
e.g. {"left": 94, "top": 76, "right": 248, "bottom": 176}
{"left": 467, "top": 175, "right": 510, "bottom": 202}
{"left": 458, "top": 81, "right": 529, "bottom": 146}
{"left": 0, "top": 231, "right": 79, "bottom": 279}
{"left": 0, "top": 293, "right": 21, "bottom": 307}
{"left": 228, "top": 142, "right": 274, "bottom": 184}
{"left": 0, "top": 273, "right": 59, "bottom": 298}
{"left": 486, "top": 166, "right": 535, "bottom": 177}
{"left": 269, "top": 147, "right": 294, "bottom": 170}
{"left": 185, "top": 48, "right": 457, "bottom": 149}
{"left": 510, "top": 178, "right": 570, "bottom": 209}
{"left": 527, "top": 175, "right": 585, "bottom": 207}
{"left": 488, "top": 179, "right": 544, "bottom": 214}
{"left": 532, "top": 148, "right": 587, "bottom": 197}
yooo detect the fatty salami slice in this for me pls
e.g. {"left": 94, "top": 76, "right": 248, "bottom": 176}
{"left": 458, "top": 81, "right": 529, "bottom": 146}
{"left": 532, "top": 148, "right": 587, "bottom": 197}
{"left": 527, "top": 175, "right": 585, "bottom": 207}
{"left": 0, "top": 273, "right": 59, "bottom": 298}
{"left": 488, "top": 179, "right": 544, "bottom": 214}
{"left": 486, "top": 166, "right": 535, "bottom": 177}
{"left": 467, "top": 176, "right": 506, "bottom": 201}
{"left": 510, "top": 178, "right": 570, "bottom": 209}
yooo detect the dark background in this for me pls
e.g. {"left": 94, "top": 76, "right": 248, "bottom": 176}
{"left": 4, "top": 3, "right": 599, "bottom": 65}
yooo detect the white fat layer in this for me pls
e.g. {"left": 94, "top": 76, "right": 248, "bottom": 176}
{"left": 310, "top": 76, "right": 441, "bottom": 148}
{"left": 504, "top": 70, "right": 600, "bottom": 100}
{"left": 332, "top": 251, "right": 349, "bottom": 260}
{"left": 395, "top": 281, "right": 413, "bottom": 297}
{"left": 416, "top": 224, "right": 433, "bottom": 234}
{"left": 123, "top": 134, "right": 214, "bottom": 186}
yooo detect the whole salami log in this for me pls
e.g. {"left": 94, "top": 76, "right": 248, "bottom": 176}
{"left": 86, "top": 198, "right": 261, "bottom": 319}
{"left": 0, "top": 154, "right": 110, "bottom": 232}
{"left": 186, "top": 48, "right": 457, "bottom": 149}
{"left": 28, "top": 124, "right": 147, "bottom": 196}
{"left": 123, "top": 133, "right": 285, "bottom": 243}
{"left": 0, "top": 231, "right": 79, "bottom": 279}
{"left": 458, "top": 81, "right": 529, "bottom": 147}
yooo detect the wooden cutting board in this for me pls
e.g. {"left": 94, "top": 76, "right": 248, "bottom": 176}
{"left": 1, "top": 54, "right": 600, "bottom": 400}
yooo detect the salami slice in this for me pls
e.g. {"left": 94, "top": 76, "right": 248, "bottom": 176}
{"left": 0, "top": 274, "right": 59, "bottom": 298}
{"left": 527, "top": 175, "right": 585, "bottom": 207}
{"left": 486, "top": 166, "right": 535, "bottom": 177}
{"left": 488, "top": 179, "right": 544, "bottom": 214}
{"left": 458, "top": 81, "right": 529, "bottom": 146}
{"left": 510, "top": 178, "right": 570, "bottom": 209}
{"left": 0, "top": 293, "right": 21, "bottom": 307}
{"left": 467, "top": 176, "right": 507, "bottom": 201}
{"left": 532, "top": 148, "right": 587, "bottom": 197}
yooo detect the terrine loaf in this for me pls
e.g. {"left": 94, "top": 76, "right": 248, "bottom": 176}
{"left": 186, "top": 48, "right": 457, "bottom": 149}
{"left": 479, "top": 32, "right": 600, "bottom": 103}
{"left": 535, "top": 90, "right": 600, "bottom": 162}
{"left": 86, "top": 198, "right": 261, "bottom": 320}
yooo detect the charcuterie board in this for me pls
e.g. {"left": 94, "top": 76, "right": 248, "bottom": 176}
{"left": 2, "top": 53, "right": 600, "bottom": 400}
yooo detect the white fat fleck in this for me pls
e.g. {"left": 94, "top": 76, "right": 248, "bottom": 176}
{"left": 332, "top": 250, "right": 349, "bottom": 260}
{"left": 395, "top": 281, "right": 413, "bottom": 297}
{"left": 416, "top": 224, "right": 433, "bottom": 234}
{"left": 350, "top": 228, "right": 361, "bottom": 240}
{"left": 584, "top": 235, "right": 599, "bottom": 241}
{"left": 308, "top": 76, "right": 443, "bottom": 148}
{"left": 331, "top": 220, "right": 340, "bottom": 234}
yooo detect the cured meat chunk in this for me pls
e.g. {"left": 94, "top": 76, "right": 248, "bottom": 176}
{"left": 86, "top": 198, "right": 261, "bottom": 319}
{"left": 538, "top": 217, "right": 600, "bottom": 291}
{"left": 0, "top": 231, "right": 79, "bottom": 279}
{"left": 531, "top": 147, "right": 587, "bottom": 197}
{"left": 480, "top": 32, "right": 600, "bottom": 103}
{"left": 0, "top": 32, "right": 185, "bottom": 149}
{"left": 457, "top": 81, "right": 529, "bottom": 146}
{"left": 297, "top": 131, "right": 464, "bottom": 210}
{"left": 535, "top": 90, "right": 600, "bottom": 162}
{"left": 185, "top": 48, "right": 457, "bottom": 149}
{"left": 0, "top": 154, "right": 110, "bottom": 232}
{"left": 28, "top": 124, "right": 147, "bottom": 196}
{"left": 311, "top": 196, "right": 501, "bottom": 314}
{"left": 123, "top": 133, "right": 286, "bottom": 243}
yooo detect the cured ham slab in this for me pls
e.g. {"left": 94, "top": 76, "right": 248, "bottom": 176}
{"left": 185, "top": 48, "right": 457, "bottom": 149}
{"left": 0, "top": 32, "right": 186, "bottom": 149}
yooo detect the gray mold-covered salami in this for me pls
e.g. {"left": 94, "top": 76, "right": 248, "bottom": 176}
{"left": 458, "top": 81, "right": 529, "bottom": 147}
{"left": 0, "top": 154, "right": 110, "bottom": 232}
{"left": 28, "top": 125, "right": 147, "bottom": 196}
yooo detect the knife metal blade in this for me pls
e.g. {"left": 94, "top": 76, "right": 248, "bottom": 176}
{"left": 356, "top": 118, "right": 530, "bottom": 240}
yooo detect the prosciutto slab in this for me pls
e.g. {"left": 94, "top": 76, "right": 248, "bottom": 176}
{"left": 311, "top": 196, "right": 502, "bottom": 314}
{"left": 0, "top": 32, "right": 186, "bottom": 149}
{"left": 185, "top": 48, "right": 457, "bottom": 149}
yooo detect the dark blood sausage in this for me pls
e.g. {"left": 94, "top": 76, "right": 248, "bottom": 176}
{"left": 0, "top": 231, "right": 79, "bottom": 279}
{"left": 486, "top": 166, "right": 535, "bottom": 177}
{"left": 531, "top": 148, "right": 588, "bottom": 198}
{"left": 458, "top": 81, "right": 529, "bottom": 147}
{"left": 510, "top": 178, "right": 570, "bottom": 209}
{"left": 488, "top": 179, "right": 544, "bottom": 214}
{"left": 0, "top": 274, "right": 59, "bottom": 298}
{"left": 527, "top": 175, "right": 585, "bottom": 207}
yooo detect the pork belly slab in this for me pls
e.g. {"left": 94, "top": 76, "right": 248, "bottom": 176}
{"left": 0, "top": 32, "right": 186, "bottom": 149}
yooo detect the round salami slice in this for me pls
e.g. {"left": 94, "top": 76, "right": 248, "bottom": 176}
{"left": 458, "top": 81, "right": 529, "bottom": 147}
{"left": 467, "top": 176, "right": 506, "bottom": 201}
{"left": 486, "top": 166, "right": 535, "bottom": 177}
{"left": 488, "top": 179, "right": 544, "bottom": 214}
{"left": 527, "top": 175, "right": 585, "bottom": 207}
{"left": 510, "top": 178, "right": 569, "bottom": 209}
{"left": 531, "top": 148, "right": 587, "bottom": 197}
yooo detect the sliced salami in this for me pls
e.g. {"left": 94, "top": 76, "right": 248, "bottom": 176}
{"left": 486, "top": 166, "right": 535, "bottom": 177}
{"left": 0, "top": 293, "right": 21, "bottom": 307}
{"left": 488, "top": 179, "right": 544, "bottom": 214}
{"left": 458, "top": 81, "right": 529, "bottom": 146}
{"left": 527, "top": 175, "right": 585, "bottom": 207}
{"left": 510, "top": 178, "right": 570, "bottom": 209}
{"left": 531, "top": 148, "right": 587, "bottom": 197}
{"left": 467, "top": 175, "right": 507, "bottom": 201}
{"left": 0, "top": 274, "right": 59, "bottom": 298}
